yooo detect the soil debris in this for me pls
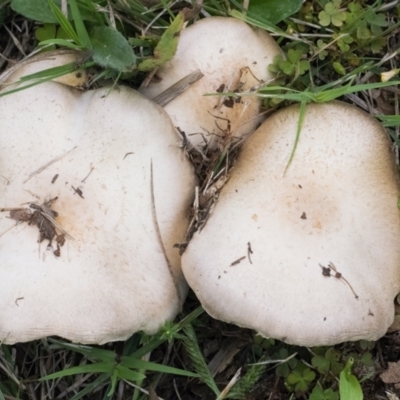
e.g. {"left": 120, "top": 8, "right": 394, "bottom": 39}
{"left": 1, "top": 197, "right": 68, "bottom": 257}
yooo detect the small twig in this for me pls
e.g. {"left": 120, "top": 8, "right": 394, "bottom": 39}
{"left": 230, "top": 256, "right": 246, "bottom": 266}
{"left": 319, "top": 262, "right": 359, "bottom": 299}
{"left": 71, "top": 186, "right": 84, "bottom": 199}
{"left": 0, "top": 225, "right": 17, "bottom": 238}
{"left": 247, "top": 242, "right": 253, "bottom": 264}
{"left": 39, "top": 212, "right": 74, "bottom": 240}
{"left": 24, "top": 147, "right": 77, "bottom": 183}
{"left": 81, "top": 166, "right": 94, "bottom": 182}
{"left": 122, "top": 380, "right": 166, "bottom": 400}
{"left": 3, "top": 25, "right": 26, "bottom": 56}
{"left": 123, "top": 152, "right": 134, "bottom": 160}
{"left": 61, "top": 0, "right": 68, "bottom": 16}
{"left": 329, "top": 261, "right": 359, "bottom": 300}
{"left": 51, "top": 174, "right": 59, "bottom": 184}
{"left": 173, "top": 380, "right": 183, "bottom": 400}
{"left": 150, "top": 160, "right": 183, "bottom": 308}
{"left": 152, "top": 69, "right": 204, "bottom": 106}
{"left": 249, "top": 352, "right": 298, "bottom": 366}
{"left": 217, "top": 367, "right": 241, "bottom": 400}
{"left": 0, "top": 207, "right": 26, "bottom": 212}
{"left": 107, "top": 0, "right": 116, "bottom": 29}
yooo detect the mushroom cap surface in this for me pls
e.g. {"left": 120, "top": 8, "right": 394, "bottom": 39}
{"left": 140, "top": 17, "right": 282, "bottom": 148}
{"left": 0, "top": 78, "right": 195, "bottom": 344}
{"left": 182, "top": 101, "right": 400, "bottom": 346}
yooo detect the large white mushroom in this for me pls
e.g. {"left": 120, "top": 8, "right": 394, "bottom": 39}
{"left": 182, "top": 101, "right": 400, "bottom": 346}
{"left": 0, "top": 52, "right": 196, "bottom": 344}
{"left": 140, "top": 17, "right": 282, "bottom": 149}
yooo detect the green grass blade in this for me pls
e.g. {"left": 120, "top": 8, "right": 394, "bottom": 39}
{"left": 39, "top": 361, "right": 115, "bottom": 380}
{"left": 107, "top": 369, "right": 119, "bottom": 397}
{"left": 182, "top": 324, "right": 220, "bottom": 396}
{"left": 69, "top": 0, "right": 91, "bottom": 48}
{"left": 0, "top": 66, "right": 75, "bottom": 97}
{"left": 314, "top": 83, "right": 354, "bottom": 102}
{"left": 48, "top": 0, "right": 80, "bottom": 45}
{"left": 230, "top": 9, "right": 300, "bottom": 40}
{"left": 115, "top": 365, "right": 147, "bottom": 381}
{"left": 387, "top": 129, "right": 400, "bottom": 148}
{"left": 39, "top": 38, "right": 82, "bottom": 49}
{"left": 343, "top": 80, "right": 400, "bottom": 95}
{"left": 377, "top": 115, "right": 400, "bottom": 127}
{"left": 69, "top": 373, "right": 111, "bottom": 400}
{"left": 48, "top": 339, "right": 117, "bottom": 362}
{"left": 284, "top": 98, "right": 307, "bottom": 175}
{"left": 18, "top": 63, "right": 76, "bottom": 80}
{"left": 132, "top": 306, "right": 204, "bottom": 359}
{"left": 120, "top": 357, "right": 198, "bottom": 377}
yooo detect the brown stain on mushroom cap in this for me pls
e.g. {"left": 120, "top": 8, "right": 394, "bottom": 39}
{"left": 240, "top": 102, "right": 400, "bottom": 236}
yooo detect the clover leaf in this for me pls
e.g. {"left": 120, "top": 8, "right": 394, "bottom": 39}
{"left": 319, "top": 0, "right": 347, "bottom": 27}
{"left": 286, "top": 366, "right": 316, "bottom": 392}
{"left": 310, "top": 385, "right": 339, "bottom": 400}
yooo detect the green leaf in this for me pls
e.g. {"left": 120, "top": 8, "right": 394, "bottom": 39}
{"left": 312, "top": 355, "right": 330, "bottom": 375}
{"left": 339, "top": 357, "right": 363, "bottom": 400}
{"left": 310, "top": 386, "right": 339, "bottom": 400}
{"left": 91, "top": 25, "right": 136, "bottom": 71}
{"left": 279, "top": 60, "right": 295, "bottom": 75}
{"left": 298, "top": 60, "right": 310, "bottom": 75}
{"left": 366, "top": 12, "right": 388, "bottom": 27}
{"left": 276, "top": 363, "right": 290, "bottom": 377}
{"left": 318, "top": 1, "right": 346, "bottom": 27}
{"left": 35, "top": 23, "right": 57, "bottom": 42}
{"left": 247, "top": 0, "right": 302, "bottom": 24}
{"left": 286, "top": 367, "right": 315, "bottom": 392}
{"left": 287, "top": 49, "right": 302, "bottom": 64}
{"left": 138, "top": 11, "right": 184, "bottom": 72}
{"left": 333, "top": 62, "right": 346, "bottom": 75}
{"left": 360, "top": 352, "right": 374, "bottom": 367}
{"left": 357, "top": 23, "right": 371, "bottom": 39}
{"left": 318, "top": 10, "right": 331, "bottom": 26}
{"left": 11, "top": 0, "right": 61, "bottom": 23}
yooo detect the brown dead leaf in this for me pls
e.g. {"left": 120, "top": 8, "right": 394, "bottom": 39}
{"left": 148, "top": 386, "right": 159, "bottom": 400}
{"left": 381, "top": 361, "right": 400, "bottom": 384}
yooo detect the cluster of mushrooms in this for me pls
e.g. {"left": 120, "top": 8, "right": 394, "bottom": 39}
{"left": 1, "top": 17, "right": 400, "bottom": 347}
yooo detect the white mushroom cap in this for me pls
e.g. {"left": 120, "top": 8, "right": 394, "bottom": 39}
{"left": 140, "top": 17, "right": 282, "bottom": 148}
{"left": 0, "top": 66, "right": 196, "bottom": 344}
{"left": 182, "top": 101, "right": 400, "bottom": 346}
